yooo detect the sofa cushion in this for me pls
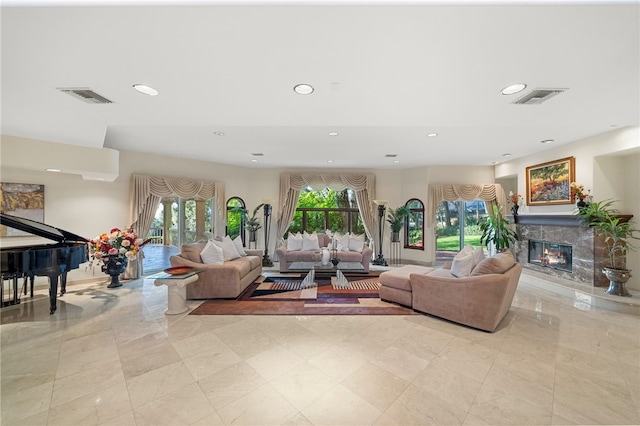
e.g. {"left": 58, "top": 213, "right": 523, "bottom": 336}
{"left": 335, "top": 232, "right": 350, "bottom": 251}
{"left": 471, "top": 251, "right": 515, "bottom": 275}
{"left": 302, "top": 231, "right": 321, "bottom": 250}
{"left": 181, "top": 242, "right": 206, "bottom": 263}
{"left": 233, "top": 235, "right": 247, "bottom": 257}
{"left": 200, "top": 240, "right": 224, "bottom": 265}
{"left": 450, "top": 253, "right": 474, "bottom": 277}
{"left": 287, "top": 232, "right": 303, "bottom": 251}
{"left": 213, "top": 236, "right": 242, "bottom": 260}
{"left": 472, "top": 246, "right": 485, "bottom": 267}
{"left": 348, "top": 233, "right": 365, "bottom": 253}
{"left": 227, "top": 257, "right": 252, "bottom": 277}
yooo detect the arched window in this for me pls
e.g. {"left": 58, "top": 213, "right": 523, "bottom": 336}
{"left": 226, "top": 197, "right": 246, "bottom": 244}
{"left": 404, "top": 198, "right": 424, "bottom": 250}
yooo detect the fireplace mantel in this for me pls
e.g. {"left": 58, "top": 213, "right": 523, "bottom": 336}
{"left": 509, "top": 214, "right": 632, "bottom": 226}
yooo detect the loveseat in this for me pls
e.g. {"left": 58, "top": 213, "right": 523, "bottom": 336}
{"left": 169, "top": 241, "right": 262, "bottom": 299}
{"left": 275, "top": 232, "right": 373, "bottom": 273}
{"left": 410, "top": 252, "right": 522, "bottom": 332}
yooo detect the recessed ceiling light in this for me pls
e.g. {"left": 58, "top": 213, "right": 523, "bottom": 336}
{"left": 293, "top": 84, "right": 314, "bottom": 95}
{"left": 251, "top": 159, "right": 258, "bottom": 163}
{"left": 328, "top": 132, "right": 339, "bottom": 136}
{"left": 45, "top": 168, "right": 61, "bottom": 172}
{"left": 393, "top": 160, "right": 400, "bottom": 164}
{"left": 501, "top": 83, "right": 527, "bottom": 95}
{"left": 427, "top": 133, "right": 438, "bottom": 137}
{"left": 213, "top": 131, "right": 225, "bottom": 136}
{"left": 327, "top": 160, "right": 334, "bottom": 163}
{"left": 492, "top": 161, "right": 500, "bottom": 165}
{"left": 503, "top": 153, "right": 511, "bottom": 157}
{"left": 540, "top": 139, "right": 554, "bottom": 144}
{"left": 133, "top": 84, "right": 158, "bottom": 96}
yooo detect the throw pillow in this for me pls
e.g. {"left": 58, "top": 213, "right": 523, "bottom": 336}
{"left": 337, "top": 232, "right": 351, "bottom": 251}
{"left": 232, "top": 235, "right": 247, "bottom": 257}
{"left": 287, "top": 232, "right": 303, "bottom": 251}
{"left": 472, "top": 246, "right": 485, "bottom": 267}
{"left": 200, "top": 240, "right": 224, "bottom": 265}
{"left": 457, "top": 244, "right": 474, "bottom": 258}
{"left": 302, "top": 231, "right": 320, "bottom": 250}
{"left": 348, "top": 233, "right": 365, "bottom": 253}
{"left": 450, "top": 253, "right": 475, "bottom": 278}
{"left": 471, "top": 251, "right": 515, "bottom": 275}
{"left": 213, "top": 236, "right": 242, "bottom": 260}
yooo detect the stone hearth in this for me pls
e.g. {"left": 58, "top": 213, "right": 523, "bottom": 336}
{"left": 511, "top": 214, "right": 632, "bottom": 288}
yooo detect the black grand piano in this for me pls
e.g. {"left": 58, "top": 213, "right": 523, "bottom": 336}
{"left": 0, "top": 213, "right": 88, "bottom": 314}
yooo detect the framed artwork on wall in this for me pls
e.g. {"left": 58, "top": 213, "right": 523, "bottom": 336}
{"left": 0, "top": 182, "right": 45, "bottom": 237}
{"left": 526, "top": 157, "right": 575, "bottom": 206}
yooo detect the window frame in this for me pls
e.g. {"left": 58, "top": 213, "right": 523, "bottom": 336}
{"left": 404, "top": 198, "right": 424, "bottom": 250}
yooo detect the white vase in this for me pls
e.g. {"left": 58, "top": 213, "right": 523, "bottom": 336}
{"left": 321, "top": 248, "right": 330, "bottom": 265}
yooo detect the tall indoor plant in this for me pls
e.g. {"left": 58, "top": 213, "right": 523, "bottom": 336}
{"left": 576, "top": 199, "right": 638, "bottom": 296}
{"left": 231, "top": 204, "right": 264, "bottom": 243}
{"left": 480, "top": 204, "right": 519, "bottom": 254}
{"left": 386, "top": 206, "right": 409, "bottom": 242}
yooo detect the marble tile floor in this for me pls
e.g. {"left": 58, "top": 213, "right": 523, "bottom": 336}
{"left": 1, "top": 271, "right": 639, "bottom": 426}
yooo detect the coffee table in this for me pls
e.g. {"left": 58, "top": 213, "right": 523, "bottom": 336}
{"left": 149, "top": 269, "right": 203, "bottom": 315}
{"left": 287, "top": 261, "right": 365, "bottom": 274}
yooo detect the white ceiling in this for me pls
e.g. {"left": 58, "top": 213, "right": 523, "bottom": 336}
{"left": 2, "top": 1, "right": 638, "bottom": 169}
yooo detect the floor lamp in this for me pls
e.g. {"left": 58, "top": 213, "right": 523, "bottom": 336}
{"left": 262, "top": 201, "right": 274, "bottom": 267}
{"left": 372, "top": 200, "right": 388, "bottom": 266}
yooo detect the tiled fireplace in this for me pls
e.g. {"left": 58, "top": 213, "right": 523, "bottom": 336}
{"left": 512, "top": 214, "right": 631, "bottom": 287}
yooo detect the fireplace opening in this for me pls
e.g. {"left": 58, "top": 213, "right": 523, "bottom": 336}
{"left": 528, "top": 240, "right": 573, "bottom": 272}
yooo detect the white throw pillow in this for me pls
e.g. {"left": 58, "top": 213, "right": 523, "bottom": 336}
{"left": 348, "top": 233, "right": 365, "bottom": 253}
{"left": 287, "top": 232, "right": 303, "bottom": 251}
{"left": 213, "top": 236, "right": 242, "bottom": 260}
{"left": 232, "top": 235, "right": 247, "bottom": 257}
{"left": 450, "top": 253, "right": 474, "bottom": 278}
{"left": 337, "top": 233, "right": 351, "bottom": 251}
{"left": 302, "top": 231, "right": 320, "bottom": 250}
{"left": 457, "top": 244, "right": 474, "bottom": 258}
{"left": 472, "top": 246, "right": 485, "bottom": 267}
{"left": 200, "top": 240, "right": 224, "bottom": 265}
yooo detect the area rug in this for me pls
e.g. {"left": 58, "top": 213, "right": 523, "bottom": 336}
{"left": 189, "top": 273, "right": 416, "bottom": 316}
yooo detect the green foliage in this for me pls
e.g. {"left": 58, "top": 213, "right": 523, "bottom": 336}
{"left": 386, "top": 206, "right": 410, "bottom": 232}
{"left": 231, "top": 204, "right": 264, "bottom": 232}
{"left": 479, "top": 205, "right": 518, "bottom": 252}
{"left": 576, "top": 199, "right": 639, "bottom": 269}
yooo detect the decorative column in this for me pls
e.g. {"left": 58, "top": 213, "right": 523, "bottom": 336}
{"left": 373, "top": 200, "right": 388, "bottom": 266}
{"left": 262, "top": 200, "right": 274, "bottom": 267}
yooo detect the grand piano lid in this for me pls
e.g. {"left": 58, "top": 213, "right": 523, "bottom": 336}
{"left": 0, "top": 213, "right": 89, "bottom": 243}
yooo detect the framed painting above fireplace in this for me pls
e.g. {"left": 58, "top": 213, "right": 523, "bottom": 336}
{"left": 526, "top": 156, "right": 575, "bottom": 206}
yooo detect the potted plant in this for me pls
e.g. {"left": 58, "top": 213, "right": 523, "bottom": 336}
{"left": 386, "top": 206, "right": 410, "bottom": 242}
{"left": 576, "top": 199, "right": 638, "bottom": 296}
{"left": 231, "top": 204, "right": 264, "bottom": 242}
{"left": 480, "top": 204, "right": 519, "bottom": 254}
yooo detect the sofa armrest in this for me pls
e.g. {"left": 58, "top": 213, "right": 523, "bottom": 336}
{"left": 245, "top": 249, "right": 263, "bottom": 257}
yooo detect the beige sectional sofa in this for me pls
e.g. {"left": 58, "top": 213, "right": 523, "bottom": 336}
{"left": 380, "top": 251, "right": 522, "bottom": 332}
{"left": 169, "top": 241, "right": 262, "bottom": 299}
{"left": 275, "top": 233, "right": 373, "bottom": 273}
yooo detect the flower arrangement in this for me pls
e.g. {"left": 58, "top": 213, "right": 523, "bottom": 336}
{"left": 89, "top": 227, "right": 149, "bottom": 264}
{"left": 570, "top": 182, "right": 591, "bottom": 202}
{"left": 509, "top": 191, "right": 523, "bottom": 206}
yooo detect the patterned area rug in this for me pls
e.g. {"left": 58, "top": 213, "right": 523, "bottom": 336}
{"left": 189, "top": 273, "right": 416, "bottom": 316}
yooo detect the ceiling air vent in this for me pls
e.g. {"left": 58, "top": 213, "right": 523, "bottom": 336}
{"left": 512, "top": 88, "right": 567, "bottom": 105}
{"left": 57, "top": 87, "right": 113, "bottom": 104}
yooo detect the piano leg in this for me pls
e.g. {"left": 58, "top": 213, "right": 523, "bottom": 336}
{"left": 60, "top": 271, "right": 68, "bottom": 295}
{"left": 48, "top": 274, "right": 59, "bottom": 314}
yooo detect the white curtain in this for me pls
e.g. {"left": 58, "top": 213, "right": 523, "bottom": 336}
{"left": 276, "top": 173, "right": 377, "bottom": 253}
{"left": 427, "top": 183, "right": 506, "bottom": 227}
{"left": 125, "top": 174, "right": 225, "bottom": 278}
